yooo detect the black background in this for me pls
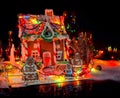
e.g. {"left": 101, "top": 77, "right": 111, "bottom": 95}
{"left": 0, "top": 0, "right": 119, "bottom": 48}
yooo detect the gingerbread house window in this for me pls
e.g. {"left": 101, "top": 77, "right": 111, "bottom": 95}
{"left": 56, "top": 51, "right": 62, "bottom": 61}
{"left": 31, "top": 50, "right": 39, "bottom": 61}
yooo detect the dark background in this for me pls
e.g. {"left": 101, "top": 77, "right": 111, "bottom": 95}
{"left": 0, "top": 0, "right": 119, "bottom": 49}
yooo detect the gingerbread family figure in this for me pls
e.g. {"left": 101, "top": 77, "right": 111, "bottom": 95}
{"left": 22, "top": 56, "right": 39, "bottom": 83}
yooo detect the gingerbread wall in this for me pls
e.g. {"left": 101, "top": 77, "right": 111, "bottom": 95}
{"left": 26, "top": 39, "right": 65, "bottom": 65}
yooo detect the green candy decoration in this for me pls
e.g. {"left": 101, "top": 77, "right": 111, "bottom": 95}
{"left": 41, "top": 31, "right": 54, "bottom": 42}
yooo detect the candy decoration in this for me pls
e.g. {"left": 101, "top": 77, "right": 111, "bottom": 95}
{"left": 53, "top": 39, "right": 56, "bottom": 65}
{"left": 37, "top": 40, "right": 40, "bottom": 57}
{"left": 21, "top": 40, "right": 29, "bottom": 61}
{"left": 21, "top": 43, "right": 26, "bottom": 61}
{"left": 65, "top": 38, "right": 70, "bottom": 60}
{"left": 41, "top": 22, "right": 55, "bottom": 42}
{"left": 18, "top": 25, "right": 22, "bottom": 38}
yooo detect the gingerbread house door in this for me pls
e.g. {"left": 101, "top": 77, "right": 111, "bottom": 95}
{"left": 43, "top": 51, "right": 51, "bottom": 67}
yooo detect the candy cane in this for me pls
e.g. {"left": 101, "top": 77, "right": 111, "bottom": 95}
{"left": 18, "top": 26, "right": 22, "bottom": 38}
{"left": 22, "top": 40, "right": 29, "bottom": 61}
{"left": 65, "top": 38, "right": 70, "bottom": 60}
{"left": 24, "top": 42, "right": 29, "bottom": 56}
{"left": 53, "top": 39, "right": 56, "bottom": 65}
{"left": 37, "top": 40, "right": 40, "bottom": 57}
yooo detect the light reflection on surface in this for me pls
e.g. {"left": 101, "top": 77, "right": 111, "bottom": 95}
{"left": 37, "top": 80, "right": 92, "bottom": 97}
{"left": 2, "top": 79, "right": 120, "bottom": 97}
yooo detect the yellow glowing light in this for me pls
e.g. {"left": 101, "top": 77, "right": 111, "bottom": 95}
{"left": 30, "top": 18, "right": 40, "bottom": 24}
{"left": 61, "top": 25, "right": 64, "bottom": 29}
{"left": 57, "top": 82, "right": 64, "bottom": 88}
{"left": 54, "top": 76, "right": 65, "bottom": 83}
{"left": 64, "top": 47, "right": 67, "bottom": 60}
{"left": 54, "top": 21, "right": 60, "bottom": 25}
{"left": 16, "top": 61, "right": 20, "bottom": 64}
{"left": 18, "top": 15, "right": 23, "bottom": 18}
{"left": 108, "top": 46, "right": 112, "bottom": 52}
{"left": 91, "top": 68, "right": 100, "bottom": 73}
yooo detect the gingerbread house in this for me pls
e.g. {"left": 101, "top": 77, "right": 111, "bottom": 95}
{"left": 18, "top": 9, "right": 70, "bottom": 66}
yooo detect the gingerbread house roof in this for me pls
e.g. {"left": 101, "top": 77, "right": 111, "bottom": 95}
{"left": 18, "top": 9, "right": 69, "bottom": 42}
